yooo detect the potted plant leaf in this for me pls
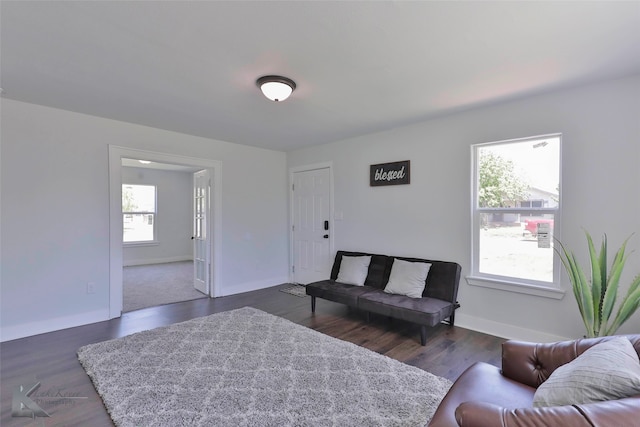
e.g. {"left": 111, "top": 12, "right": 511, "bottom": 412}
{"left": 556, "top": 231, "right": 640, "bottom": 337}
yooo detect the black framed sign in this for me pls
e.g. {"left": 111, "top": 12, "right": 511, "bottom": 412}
{"left": 370, "top": 160, "right": 410, "bottom": 186}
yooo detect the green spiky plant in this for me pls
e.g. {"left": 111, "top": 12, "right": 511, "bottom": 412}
{"left": 555, "top": 231, "right": 640, "bottom": 337}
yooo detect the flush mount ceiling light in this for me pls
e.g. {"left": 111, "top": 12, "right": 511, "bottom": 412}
{"left": 256, "top": 75, "right": 296, "bottom": 102}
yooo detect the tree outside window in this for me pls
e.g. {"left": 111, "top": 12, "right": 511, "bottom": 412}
{"left": 478, "top": 151, "right": 529, "bottom": 208}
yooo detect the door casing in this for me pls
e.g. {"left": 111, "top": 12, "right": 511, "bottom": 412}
{"left": 108, "top": 145, "right": 221, "bottom": 318}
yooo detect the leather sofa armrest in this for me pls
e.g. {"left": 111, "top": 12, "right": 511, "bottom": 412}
{"left": 454, "top": 401, "right": 592, "bottom": 427}
{"left": 454, "top": 397, "right": 640, "bottom": 427}
{"left": 577, "top": 397, "right": 640, "bottom": 426}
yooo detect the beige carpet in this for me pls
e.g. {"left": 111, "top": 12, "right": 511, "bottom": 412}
{"left": 123, "top": 261, "right": 207, "bottom": 312}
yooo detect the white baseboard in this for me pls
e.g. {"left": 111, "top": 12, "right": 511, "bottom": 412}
{"left": 3, "top": 287, "right": 570, "bottom": 345}
{"left": 0, "top": 309, "right": 110, "bottom": 342}
{"left": 0, "top": 276, "right": 285, "bottom": 342}
{"left": 455, "top": 312, "right": 570, "bottom": 343}
{"left": 123, "top": 256, "right": 193, "bottom": 267}
{"left": 219, "top": 276, "right": 289, "bottom": 297}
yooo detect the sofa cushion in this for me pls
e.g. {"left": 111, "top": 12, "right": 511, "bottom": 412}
{"left": 358, "top": 290, "right": 453, "bottom": 327}
{"left": 384, "top": 259, "right": 431, "bottom": 298}
{"left": 533, "top": 337, "right": 640, "bottom": 407}
{"left": 305, "top": 280, "right": 374, "bottom": 307}
{"left": 336, "top": 255, "right": 371, "bottom": 286}
{"left": 330, "top": 252, "right": 392, "bottom": 289}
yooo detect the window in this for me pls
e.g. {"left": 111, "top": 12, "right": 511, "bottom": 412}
{"left": 469, "top": 134, "right": 563, "bottom": 298}
{"left": 122, "top": 184, "right": 157, "bottom": 243}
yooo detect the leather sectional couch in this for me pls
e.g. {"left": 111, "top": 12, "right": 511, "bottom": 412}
{"left": 429, "top": 334, "right": 640, "bottom": 427}
{"left": 305, "top": 250, "right": 461, "bottom": 345}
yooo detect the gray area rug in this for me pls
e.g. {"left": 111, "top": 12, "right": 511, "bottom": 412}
{"left": 123, "top": 261, "right": 207, "bottom": 312}
{"left": 78, "top": 307, "right": 451, "bottom": 427}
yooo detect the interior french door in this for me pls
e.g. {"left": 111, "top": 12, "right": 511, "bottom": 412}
{"left": 193, "top": 170, "right": 210, "bottom": 294}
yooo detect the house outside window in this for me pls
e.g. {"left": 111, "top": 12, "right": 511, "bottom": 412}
{"left": 469, "top": 134, "right": 563, "bottom": 298}
{"left": 122, "top": 184, "right": 157, "bottom": 243}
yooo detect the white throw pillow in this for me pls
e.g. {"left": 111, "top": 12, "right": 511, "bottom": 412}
{"left": 383, "top": 259, "right": 431, "bottom": 298}
{"left": 336, "top": 256, "right": 371, "bottom": 286}
{"left": 533, "top": 337, "right": 640, "bottom": 407}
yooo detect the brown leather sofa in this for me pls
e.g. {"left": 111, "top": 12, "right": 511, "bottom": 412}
{"left": 429, "top": 335, "right": 640, "bottom": 427}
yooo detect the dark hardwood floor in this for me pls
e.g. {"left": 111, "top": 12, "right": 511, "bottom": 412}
{"left": 1, "top": 284, "right": 505, "bottom": 426}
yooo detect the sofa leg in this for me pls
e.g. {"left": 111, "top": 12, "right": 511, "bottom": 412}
{"left": 449, "top": 312, "right": 455, "bottom": 326}
{"left": 420, "top": 326, "right": 427, "bottom": 346}
{"left": 365, "top": 312, "right": 370, "bottom": 323}
{"left": 311, "top": 296, "right": 316, "bottom": 313}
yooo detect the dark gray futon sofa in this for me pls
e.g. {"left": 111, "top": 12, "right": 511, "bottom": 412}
{"left": 306, "top": 250, "right": 462, "bottom": 345}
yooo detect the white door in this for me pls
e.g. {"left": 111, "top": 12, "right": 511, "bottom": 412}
{"left": 193, "top": 170, "right": 210, "bottom": 294}
{"left": 292, "top": 167, "right": 332, "bottom": 284}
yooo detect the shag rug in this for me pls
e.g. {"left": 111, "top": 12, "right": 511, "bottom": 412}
{"left": 78, "top": 307, "right": 451, "bottom": 427}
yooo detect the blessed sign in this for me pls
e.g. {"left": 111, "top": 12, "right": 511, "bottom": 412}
{"left": 370, "top": 160, "right": 410, "bottom": 186}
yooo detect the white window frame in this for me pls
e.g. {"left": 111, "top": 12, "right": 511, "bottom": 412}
{"left": 122, "top": 184, "right": 158, "bottom": 246}
{"left": 468, "top": 134, "right": 565, "bottom": 299}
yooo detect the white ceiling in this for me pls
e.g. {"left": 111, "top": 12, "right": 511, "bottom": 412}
{"left": 2, "top": 1, "right": 639, "bottom": 152}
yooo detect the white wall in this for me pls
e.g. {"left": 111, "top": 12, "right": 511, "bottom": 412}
{"left": 288, "top": 75, "right": 640, "bottom": 342}
{"left": 0, "top": 99, "right": 289, "bottom": 341}
{"left": 122, "top": 167, "right": 193, "bottom": 266}
{"left": 2, "top": 76, "right": 638, "bottom": 343}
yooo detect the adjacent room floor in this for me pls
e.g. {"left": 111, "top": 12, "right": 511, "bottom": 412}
{"left": 123, "top": 260, "right": 207, "bottom": 312}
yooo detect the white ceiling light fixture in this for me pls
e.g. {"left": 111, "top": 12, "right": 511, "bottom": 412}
{"left": 256, "top": 75, "right": 296, "bottom": 102}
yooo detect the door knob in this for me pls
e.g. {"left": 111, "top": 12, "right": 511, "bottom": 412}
{"left": 323, "top": 234, "right": 329, "bottom": 238}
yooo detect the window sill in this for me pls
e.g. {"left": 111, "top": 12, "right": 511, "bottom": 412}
{"left": 123, "top": 241, "right": 159, "bottom": 248}
{"left": 466, "top": 275, "right": 566, "bottom": 300}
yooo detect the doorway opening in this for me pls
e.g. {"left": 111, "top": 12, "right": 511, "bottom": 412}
{"left": 109, "top": 146, "right": 221, "bottom": 319}
{"left": 120, "top": 159, "right": 206, "bottom": 312}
